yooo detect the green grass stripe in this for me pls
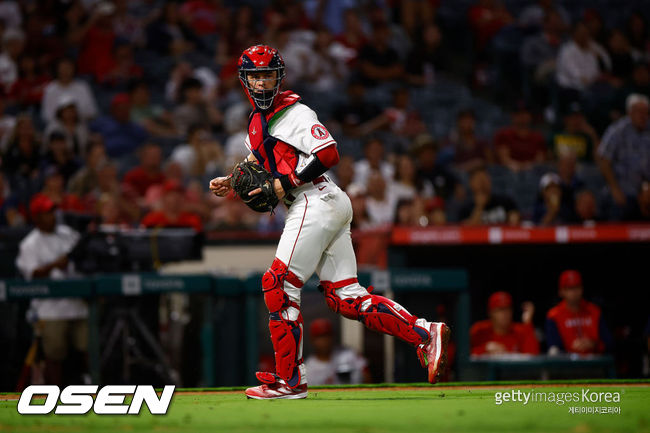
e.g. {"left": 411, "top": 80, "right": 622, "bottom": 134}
{"left": 170, "top": 378, "right": 650, "bottom": 393}
{"left": 1, "top": 386, "right": 648, "bottom": 433}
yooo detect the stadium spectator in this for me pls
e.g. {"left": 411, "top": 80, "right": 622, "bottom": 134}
{"left": 95, "top": 193, "right": 132, "bottom": 229}
{"left": 0, "top": 27, "right": 24, "bottom": 92}
{"left": 36, "top": 166, "right": 85, "bottom": 213}
{"left": 426, "top": 197, "right": 447, "bottom": 226}
{"left": 41, "top": 58, "right": 98, "bottom": 124}
{"left": 170, "top": 124, "right": 222, "bottom": 178}
{"left": 332, "top": 155, "right": 356, "bottom": 193}
{"left": 393, "top": 154, "right": 434, "bottom": 201}
{"left": 353, "top": 137, "right": 394, "bottom": 186}
{"left": 598, "top": 93, "right": 650, "bottom": 212}
{"left": 122, "top": 142, "right": 166, "bottom": 198}
{"left": 332, "top": 79, "right": 382, "bottom": 138}
{"left": 0, "top": 0, "right": 22, "bottom": 31}
{"left": 44, "top": 97, "right": 90, "bottom": 157}
{"left": 607, "top": 29, "right": 635, "bottom": 86}
{"left": 405, "top": 23, "right": 445, "bottom": 87}
{"left": 68, "top": 137, "right": 106, "bottom": 197}
{"left": 357, "top": 22, "right": 404, "bottom": 87}
{"left": 625, "top": 12, "right": 649, "bottom": 57}
{"left": 112, "top": 0, "right": 147, "bottom": 46}
{"left": 467, "top": 0, "right": 513, "bottom": 54}
{"left": 626, "top": 180, "right": 650, "bottom": 221}
{"left": 470, "top": 291, "right": 539, "bottom": 355}
{"left": 304, "top": 318, "right": 370, "bottom": 385}
{"left": 15, "top": 194, "right": 87, "bottom": 386}
{"left": 394, "top": 198, "right": 418, "bottom": 226}
{"left": 179, "top": 0, "right": 226, "bottom": 37}
{"left": 99, "top": 42, "right": 144, "bottom": 87}
{"left": 549, "top": 103, "right": 599, "bottom": 162}
{"left": 556, "top": 152, "right": 585, "bottom": 217}
{"left": 574, "top": 189, "right": 599, "bottom": 223}
{"left": 128, "top": 80, "right": 177, "bottom": 138}
{"left": 518, "top": 0, "right": 569, "bottom": 32}
{"left": 0, "top": 97, "right": 16, "bottom": 151}
{"left": 222, "top": 101, "right": 250, "bottom": 169}
{"left": 334, "top": 8, "right": 368, "bottom": 66}
{"left": 459, "top": 166, "right": 520, "bottom": 225}
{"left": 1, "top": 115, "right": 41, "bottom": 192}
{"left": 41, "top": 132, "right": 82, "bottom": 186}
{"left": 146, "top": 1, "right": 203, "bottom": 57}
{"left": 520, "top": 10, "right": 566, "bottom": 108}
{"left": 0, "top": 172, "right": 24, "bottom": 227}
{"left": 364, "top": 171, "right": 397, "bottom": 228}
{"left": 412, "top": 134, "right": 461, "bottom": 201}
{"left": 75, "top": 1, "right": 117, "bottom": 83}
{"left": 445, "top": 109, "right": 493, "bottom": 172}
{"left": 555, "top": 22, "right": 611, "bottom": 106}
{"left": 494, "top": 104, "right": 546, "bottom": 171}
{"left": 7, "top": 54, "right": 49, "bottom": 109}
{"left": 90, "top": 92, "right": 148, "bottom": 157}
{"left": 83, "top": 159, "right": 140, "bottom": 224}
{"left": 533, "top": 172, "right": 574, "bottom": 226}
{"left": 207, "top": 190, "right": 259, "bottom": 231}
{"left": 173, "top": 77, "right": 222, "bottom": 136}
{"left": 381, "top": 87, "right": 427, "bottom": 140}
{"left": 546, "top": 270, "right": 613, "bottom": 354}
{"left": 141, "top": 180, "right": 202, "bottom": 232}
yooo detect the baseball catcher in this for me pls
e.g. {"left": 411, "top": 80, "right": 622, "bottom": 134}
{"left": 209, "top": 45, "right": 450, "bottom": 399}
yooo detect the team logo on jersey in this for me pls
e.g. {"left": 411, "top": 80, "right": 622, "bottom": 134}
{"left": 311, "top": 124, "right": 329, "bottom": 140}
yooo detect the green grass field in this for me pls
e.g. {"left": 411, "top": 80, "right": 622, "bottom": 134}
{"left": 1, "top": 382, "right": 648, "bottom": 433}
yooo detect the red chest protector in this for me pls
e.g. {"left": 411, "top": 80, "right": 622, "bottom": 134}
{"left": 248, "top": 91, "right": 301, "bottom": 177}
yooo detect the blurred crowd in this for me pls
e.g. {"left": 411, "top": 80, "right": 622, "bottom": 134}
{"left": 1, "top": 0, "right": 650, "bottom": 239}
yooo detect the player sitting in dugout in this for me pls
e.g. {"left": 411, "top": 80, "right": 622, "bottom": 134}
{"left": 546, "top": 270, "right": 613, "bottom": 355}
{"left": 470, "top": 291, "right": 540, "bottom": 356}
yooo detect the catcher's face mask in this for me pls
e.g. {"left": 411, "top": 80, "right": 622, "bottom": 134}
{"left": 238, "top": 45, "right": 286, "bottom": 111}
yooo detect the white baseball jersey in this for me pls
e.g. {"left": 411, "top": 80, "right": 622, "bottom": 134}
{"left": 244, "top": 98, "right": 370, "bottom": 321}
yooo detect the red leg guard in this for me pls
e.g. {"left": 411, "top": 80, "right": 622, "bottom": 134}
{"left": 262, "top": 258, "right": 305, "bottom": 388}
{"left": 319, "top": 281, "right": 429, "bottom": 347}
{"left": 360, "top": 295, "right": 430, "bottom": 346}
{"left": 268, "top": 313, "right": 303, "bottom": 387}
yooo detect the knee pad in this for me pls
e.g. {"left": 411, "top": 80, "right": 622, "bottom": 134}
{"left": 269, "top": 313, "right": 304, "bottom": 387}
{"left": 319, "top": 279, "right": 366, "bottom": 320}
{"left": 262, "top": 258, "right": 304, "bottom": 313}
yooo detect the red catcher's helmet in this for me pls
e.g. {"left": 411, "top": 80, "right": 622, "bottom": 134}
{"left": 238, "top": 45, "right": 286, "bottom": 111}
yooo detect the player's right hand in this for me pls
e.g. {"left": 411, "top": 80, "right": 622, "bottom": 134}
{"left": 209, "top": 176, "right": 232, "bottom": 197}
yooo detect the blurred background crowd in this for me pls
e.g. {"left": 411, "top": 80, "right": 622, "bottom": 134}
{"left": 1, "top": 0, "right": 650, "bottom": 239}
{"left": 1, "top": 0, "right": 650, "bottom": 389}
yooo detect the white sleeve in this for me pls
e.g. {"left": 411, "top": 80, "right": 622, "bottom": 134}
{"left": 16, "top": 240, "right": 38, "bottom": 280}
{"left": 271, "top": 104, "right": 336, "bottom": 155}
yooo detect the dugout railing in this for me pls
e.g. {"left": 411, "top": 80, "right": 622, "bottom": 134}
{"left": 0, "top": 269, "right": 470, "bottom": 387}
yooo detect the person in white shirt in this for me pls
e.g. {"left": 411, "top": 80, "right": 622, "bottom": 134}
{"left": 41, "top": 58, "right": 98, "bottom": 124}
{"left": 15, "top": 194, "right": 87, "bottom": 385}
{"left": 556, "top": 21, "right": 611, "bottom": 92}
{"left": 0, "top": 28, "right": 24, "bottom": 92}
{"left": 353, "top": 137, "right": 394, "bottom": 187}
{"left": 304, "top": 318, "right": 369, "bottom": 385}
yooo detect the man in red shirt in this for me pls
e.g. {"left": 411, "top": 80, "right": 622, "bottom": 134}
{"left": 470, "top": 291, "right": 540, "bottom": 355}
{"left": 546, "top": 270, "right": 612, "bottom": 354}
{"left": 494, "top": 104, "right": 546, "bottom": 171}
{"left": 141, "top": 180, "right": 202, "bottom": 232}
{"left": 122, "top": 142, "right": 166, "bottom": 199}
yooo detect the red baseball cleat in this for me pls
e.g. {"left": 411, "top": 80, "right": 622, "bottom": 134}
{"left": 245, "top": 372, "right": 308, "bottom": 399}
{"left": 417, "top": 322, "right": 451, "bottom": 384}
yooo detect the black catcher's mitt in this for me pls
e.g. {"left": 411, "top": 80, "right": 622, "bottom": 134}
{"left": 230, "top": 161, "right": 279, "bottom": 213}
